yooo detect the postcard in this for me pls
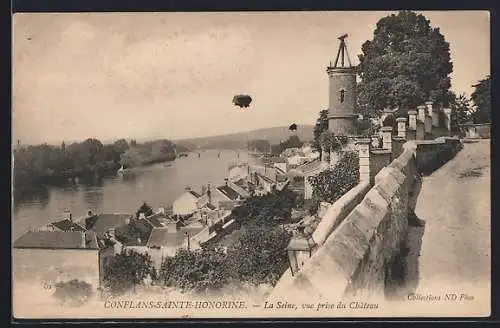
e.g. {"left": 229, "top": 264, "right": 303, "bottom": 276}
{"left": 12, "top": 10, "right": 491, "bottom": 319}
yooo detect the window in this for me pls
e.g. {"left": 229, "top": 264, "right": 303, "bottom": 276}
{"left": 340, "top": 89, "right": 345, "bottom": 103}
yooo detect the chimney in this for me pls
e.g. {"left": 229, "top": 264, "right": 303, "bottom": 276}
{"left": 139, "top": 212, "right": 146, "bottom": 220}
{"left": 80, "top": 232, "right": 86, "bottom": 248}
{"left": 137, "top": 237, "right": 142, "bottom": 244}
{"left": 87, "top": 209, "right": 93, "bottom": 217}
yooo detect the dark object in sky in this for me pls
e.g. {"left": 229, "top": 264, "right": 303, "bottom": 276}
{"left": 289, "top": 123, "right": 297, "bottom": 131}
{"left": 233, "top": 94, "right": 252, "bottom": 108}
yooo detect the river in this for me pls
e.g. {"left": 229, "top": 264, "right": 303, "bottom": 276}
{"left": 13, "top": 149, "right": 262, "bottom": 240}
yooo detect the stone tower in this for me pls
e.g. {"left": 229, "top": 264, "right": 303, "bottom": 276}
{"left": 327, "top": 34, "right": 358, "bottom": 136}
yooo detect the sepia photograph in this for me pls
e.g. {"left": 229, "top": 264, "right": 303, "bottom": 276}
{"left": 12, "top": 10, "right": 490, "bottom": 319}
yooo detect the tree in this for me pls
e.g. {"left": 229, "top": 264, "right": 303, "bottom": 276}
{"left": 313, "top": 109, "right": 329, "bottom": 153}
{"left": 470, "top": 75, "right": 491, "bottom": 124}
{"left": 448, "top": 92, "right": 473, "bottom": 130}
{"left": 136, "top": 202, "right": 154, "bottom": 219}
{"left": 357, "top": 11, "right": 453, "bottom": 116}
{"left": 102, "top": 249, "right": 156, "bottom": 295}
{"left": 113, "top": 139, "right": 130, "bottom": 154}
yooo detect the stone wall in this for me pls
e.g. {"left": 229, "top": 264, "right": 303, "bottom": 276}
{"left": 269, "top": 137, "right": 462, "bottom": 301}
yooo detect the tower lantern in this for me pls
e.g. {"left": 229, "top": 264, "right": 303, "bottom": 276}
{"left": 326, "top": 33, "right": 358, "bottom": 136}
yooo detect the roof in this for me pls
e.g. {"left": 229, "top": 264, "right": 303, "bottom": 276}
{"left": 298, "top": 159, "right": 322, "bottom": 173}
{"left": 271, "top": 157, "right": 287, "bottom": 163}
{"left": 114, "top": 219, "right": 154, "bottom": 246}
{"left": 233, "top": 178, "right": 246, "bottom": 187}
{"left": 13, "top": 231, "right": 99, "bottom": 250}
{"left": 257, "top": 173, "right": 275, "bottom": 184}
{"left": 49, "top": 219, "right": 87, "bottom": 233}
{"left": 81, "top": 213, "right": 133, "bottom": 238}
{"left": 216, "top": 185, "right": 241, "bottom": 201}
{"left": 206, "top": 203, "right": 217, "bottom": 210}
{"left": 144, "top": 212, "right": 167, "bottom": 228}
{"left": 188, "top": 190, "right": 201, "bottom": 198}
{"left": 286, "top": 235, "right": 317, "bottom": 251}
{"left": 146, "top": 228, "right": 170, "bottom": 248}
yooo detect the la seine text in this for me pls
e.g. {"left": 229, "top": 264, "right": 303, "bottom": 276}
{"left": 104, "top": 300, "right": 247, "bottom": 309}
{"left": 264, "top": 301, "right": 378, "bottom": 310}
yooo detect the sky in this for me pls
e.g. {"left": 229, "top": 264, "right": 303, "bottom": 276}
{"left": 12, "top": 11, "right": 490, "bottom": 145}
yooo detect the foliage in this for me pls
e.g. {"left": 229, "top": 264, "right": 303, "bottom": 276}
{"left": 249, "top": 139, "right": 271, "bottom": 153}
{"left": 308, "top": 151, "right": 360, "bottom": 211}
{"left": 156, "top": 247, "right": 228, "bottom": 292}
{"left": 272, "top": 135, "right": 304, "bottom": 155}
{"left": 136, "top": 202, "right": 154, "bottom": 219}
{"left": 470, "top": 75, "right": 491, "bottom": 124}
{"left": 319, "top": 131, "right": 349, "bottom": 152}
{"left": 13, "top": 138, "right": 124, "bottom": 193}
{"left": 224, "top": 222, "right": 292, "bottom": 286}
{"left": 120, "top": 139, "right": 177, "bottom": 167}
{"left": 156, "top": 189, "right": 297, "bottom": 292}
{"left": 230, "top": 189, "right": 299, "bottom": 226}
{"left": 448, "top": 92, "right": 473, "bottom": 130}
{"left": 357, "top": 11, "right": 453, "bottom": 116}
{"left": 313, "top": 109, "right": 329, "bottom": 153}
{"left": 102, "top": 249, "right": 156, "bottom": 296}
{"left": 52, "top": 279, "right": 93, "bottom": 307}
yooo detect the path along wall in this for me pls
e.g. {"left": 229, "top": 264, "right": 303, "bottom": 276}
{"left": 269, "top": 136, "right": 462, "bottom": 302}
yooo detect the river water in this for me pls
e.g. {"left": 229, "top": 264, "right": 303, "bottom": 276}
{"left": 13, "top": 149, "right": 261, "bottom": 239}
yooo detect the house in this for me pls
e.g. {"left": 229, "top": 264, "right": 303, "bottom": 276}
{"left": 13, "top": 230, "right": 101, "bottom": 291}
{"left": 172, "top": 187, "right": 205, "bottom": 216}
{"left": 255, "top": 173, "right": 276, "bottom": 194}
{"left": 272, "top": 158, "right": 288, "bottom": 174}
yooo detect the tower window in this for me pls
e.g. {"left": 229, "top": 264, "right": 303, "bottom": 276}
{"left": 340, "top": 89, "right": 345, "bottom": 103}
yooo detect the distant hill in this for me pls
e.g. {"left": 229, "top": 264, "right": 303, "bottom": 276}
{"left": 174, "top": 125, "right": 314, "bottom": 151}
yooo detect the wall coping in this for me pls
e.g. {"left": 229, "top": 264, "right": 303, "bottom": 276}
{"left": 312, "top": 181, "right": 371, "bottom": 246}
{"left": 371, "top": 149, "right": 392, "bottom": 155}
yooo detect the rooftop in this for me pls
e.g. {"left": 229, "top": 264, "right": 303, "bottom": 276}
{"left": 216, "top": 185, "right": 241, "bottom": 201}
{"left": 114, "top": 218, "right": 154, "bottom": 246}
{"left": 257, "top": 173, "right": 275, "bottom": 184}
{"left": 13, "top": 231, "right": 99, "bottom": 250}
{"left": 49, "top": 219, "right": 87, "bottom": 233}
{"left": 188, "top": 190, "right": 201, "bottom": 198}
{"left": 297, "top": 159, "right": 322, "bottom": 173}
{"left": 144, "top": 212, "right": 168, "bottom": 228}
{"left": 80, "top": 213, "right": 133, "bottom": 238}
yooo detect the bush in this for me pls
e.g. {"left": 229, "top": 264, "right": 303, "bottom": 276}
{"left": 155, "top": 189, "right": 297, "bottom": 292}
{"left": 225, "top": 223, "right": 292, "bottom": 286}
{"left": 156, "top": 247, "right": 228, "bottom": 292}
{"left": 308, "top": 151, "right": 359, "bottom": 213}
{"left": 52, "top": 279, "right": 93, "bottom": 307}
